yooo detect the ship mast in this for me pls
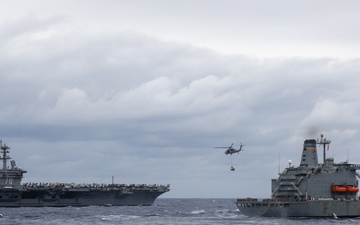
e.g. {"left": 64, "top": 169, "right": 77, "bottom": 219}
{"left": 0, "top": 140, "right": 11, "bottom": 171}
{"left": 316, "top": 134, "right": 331, "bottom": 164}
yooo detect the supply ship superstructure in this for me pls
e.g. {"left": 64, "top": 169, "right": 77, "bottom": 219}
{"left": 236, "top": 135, "right": 360, "bottom": 217}
{"left": 0, "top": 141, "right": 170, "bottom": 207}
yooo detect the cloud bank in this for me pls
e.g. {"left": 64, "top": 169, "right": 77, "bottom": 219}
{"left": 1, "top": 15, "right": 360, "bottom": 198}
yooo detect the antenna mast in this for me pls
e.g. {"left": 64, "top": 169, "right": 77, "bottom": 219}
{"left": 278, "top": 153, "right": 280, "bottom": 174}
{"left": 317, "top": 134, "right": 331, "bottom": 164}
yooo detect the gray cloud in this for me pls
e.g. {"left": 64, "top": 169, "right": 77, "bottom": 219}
{"left": 1, "top": 6, "right": 360, "bottom": 198}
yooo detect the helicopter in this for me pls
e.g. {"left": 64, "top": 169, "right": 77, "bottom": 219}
{"left": 215, "top": 143, "right": 244, "bottom": 155}
{"left": 215, "top": 143, "right": 244, "bottom": 171}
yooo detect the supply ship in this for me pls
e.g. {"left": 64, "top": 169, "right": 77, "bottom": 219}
{"left": 0, "top": 140, "right": 170, "bottom": 207}
{"left": 236, "top": 134, "right": 360, "bottom": 217}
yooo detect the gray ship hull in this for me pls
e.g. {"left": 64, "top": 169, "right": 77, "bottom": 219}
{"left": 236, "top": 199, "right": 360, "bottom": 217}
{"left": 0, "top": 188, "right": 167, "bottom": 207}
{"left": 236, "top": 136, "right": 360, "bottom": 218}
{"left": 0, "top": 140, "right": 170, "bottom": 207}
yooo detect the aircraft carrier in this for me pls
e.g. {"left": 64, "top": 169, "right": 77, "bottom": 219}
{"left": 236, "top": 134, "right": 360, "bottom": 217}
{"left": 0, "top": 140, "right": 170, "bottom": 207}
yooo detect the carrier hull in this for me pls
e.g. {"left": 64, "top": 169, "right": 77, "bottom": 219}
{"left": 0, "top": 188, "right": 167, "bottom": 207}
{"left": 236, "top": 199, "right": 360, "bottom": 217}
{"left": 0, "top": 140, "right": 170, "bottom": 207}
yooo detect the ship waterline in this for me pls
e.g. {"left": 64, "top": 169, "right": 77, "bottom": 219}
{"left": 236, "top": 198, "right": 360, "bottom": 217}
{"left": 0, "top": 141, "right": 170, "bottom": 207}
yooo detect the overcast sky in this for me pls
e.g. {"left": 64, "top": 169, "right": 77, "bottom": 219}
{"left": 1, "top": 1, "right": 360, "bottom": 198}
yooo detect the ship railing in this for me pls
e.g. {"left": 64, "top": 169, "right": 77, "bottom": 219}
{"left": 236, "top": 199, "right": 291, "bottom": 208}
{"left": 237, "top": 198, "right": 288, "bottom": 203}
{"left": 279, "top": 181, "right": 297, "bottom": 186}
{"left": 273, "top": 191, "right": 301, "bottom": 196}
{"left": 279, "top": 176, "right": 296, "bottom": 180}
{"left": 236, "top": 198, "right": 260, "bottom": 202}
{"left": 332, "top": 163, "right": 360, "bottom": 170}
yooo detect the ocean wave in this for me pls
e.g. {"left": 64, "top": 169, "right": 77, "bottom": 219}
{"left": 190, "top": 209, "right": 206, "bottom": 215}
{"left": 98, "top": 214, "right": 141, "bottom": 221}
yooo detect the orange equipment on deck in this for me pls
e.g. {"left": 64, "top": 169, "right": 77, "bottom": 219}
{"left": 346, "top": 186, "right": 359, "bottom": 193}
{"left": 332, "top": 186, "right": 347, "bottom": 193}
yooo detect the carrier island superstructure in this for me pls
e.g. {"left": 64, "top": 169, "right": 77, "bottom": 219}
{"left": 0, "top": 141, "right": 169, "bottom": 207}
{"left": 236, "top": 135, "right": 360, "bottom": 217}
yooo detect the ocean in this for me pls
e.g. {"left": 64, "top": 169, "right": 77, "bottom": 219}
{"left": 0, "top": 198, "right": 359, "bottom": 225}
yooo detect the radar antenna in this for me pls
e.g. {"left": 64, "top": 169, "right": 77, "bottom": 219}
{"left": 317, "top": 134, "right": 331, "bottom": 164}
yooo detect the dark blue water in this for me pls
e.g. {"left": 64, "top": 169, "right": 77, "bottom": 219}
{"left": 0, "top": 198, "right": 359, "bottom": 224}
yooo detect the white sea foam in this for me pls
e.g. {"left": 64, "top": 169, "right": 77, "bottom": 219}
{"left": 190, "top": 209, "right": 206, "bottom": 215}
{"left": 99, "top": 214, "right": 141, "bottom": 221}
